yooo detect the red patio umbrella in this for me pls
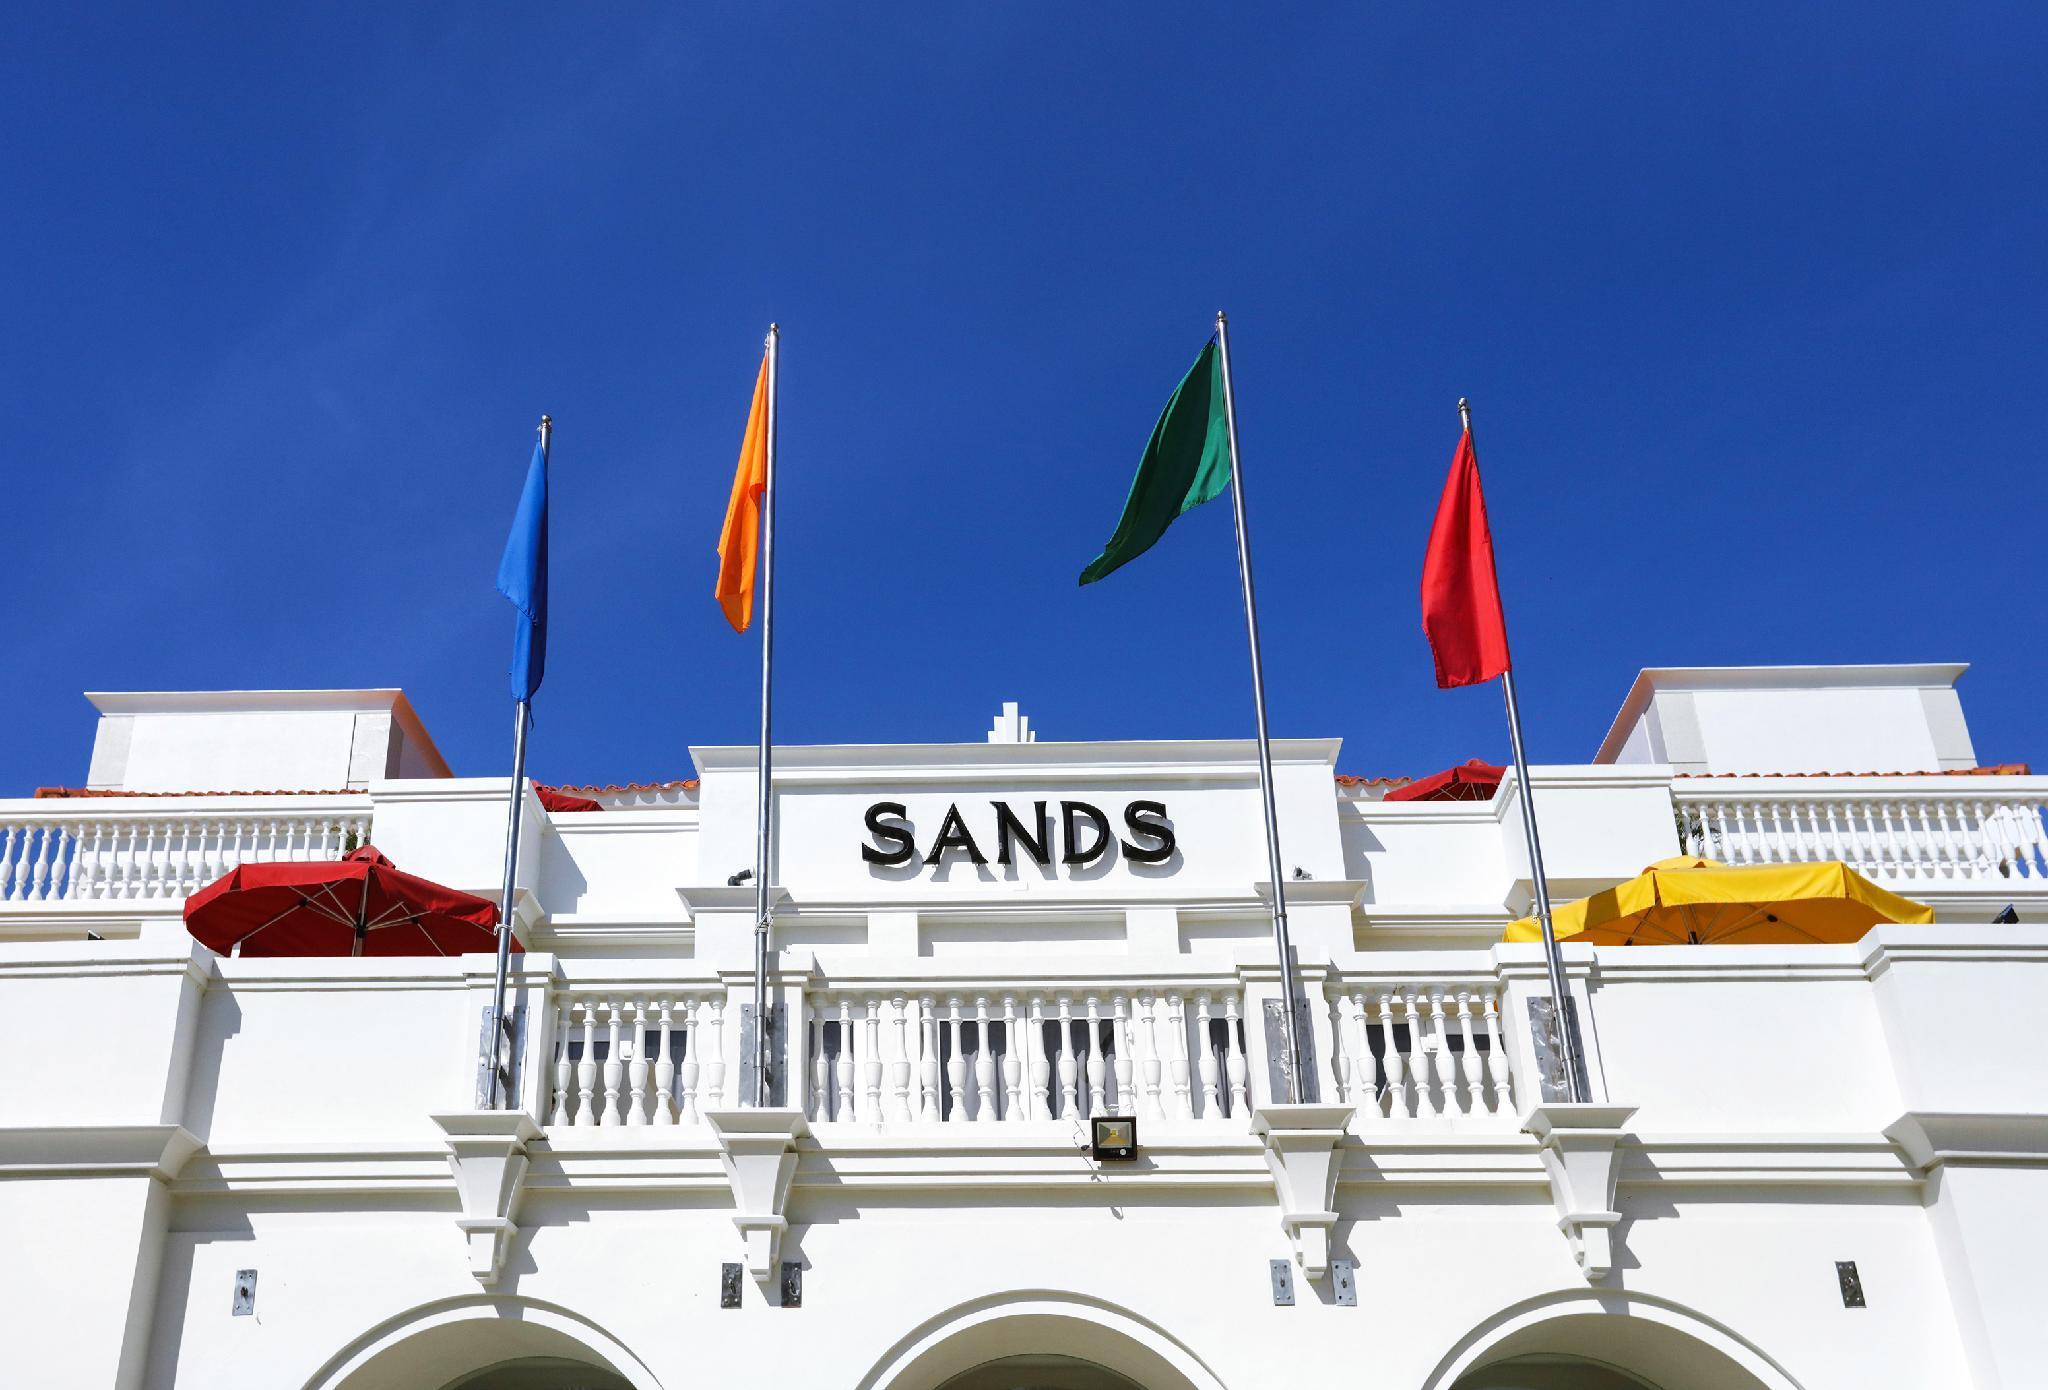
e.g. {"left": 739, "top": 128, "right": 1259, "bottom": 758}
{"left": 1383, "top": 758, "right": 1506, "bottom": 803}
{"left": 184, "top": 845, "right": 511, "bottom": 958}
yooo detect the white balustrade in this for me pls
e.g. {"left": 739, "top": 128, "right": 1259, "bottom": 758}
{"left": 0, "top": 807, "right": 373, "bottom": 903}
{"left": 1326, "top": 981, "right": 1516, "bottom": 1125}
{"left": 1673, "top": 784, "right": 2048, "bottom": 883}
{"left": 802, "top": 985, "right": 1254, "bottom": 1127}
{"left": 545, "top": 991, "right": 727, "bottom": 1127}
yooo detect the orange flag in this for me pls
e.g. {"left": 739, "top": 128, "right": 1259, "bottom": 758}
{"left": 715, "top": 353, "right": 771, "bottom": 632}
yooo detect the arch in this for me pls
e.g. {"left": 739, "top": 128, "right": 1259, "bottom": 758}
{"left": 856, "top": 1291, "right": 1231, "bottom": 1390}
{"left": 1422, "top": 1288, "right": 1805, "bottom": 1390}
{"left": 300, "top": 1293, "right": 663, "bottom": 1390}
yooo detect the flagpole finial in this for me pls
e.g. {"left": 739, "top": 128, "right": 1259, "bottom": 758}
{"left": 1457, "top": 398, "right": 1472, "bottom": 431}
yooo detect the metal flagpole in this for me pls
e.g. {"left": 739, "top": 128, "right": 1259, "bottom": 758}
{"left": 752, "top": 326, "right": 779, "bottom": 1108}
{"left": 1214, "top": 312, "right": 1313, "bottom": 1103}
{"left": 1461, "top": 398, "right": 1588, "bottom": 1104}
{"left": 487, "top": 414, "right": 549, "bottom": 1109}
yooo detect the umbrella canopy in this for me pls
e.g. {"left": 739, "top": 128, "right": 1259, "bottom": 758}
{"left": 184, "top": 845, "right": 509, "bottom": 958}
{"left": 1384, "top": 758, "right": 1505, "bottom": 803}
{"left": 1504, "top": 855, "right": 1935, "bottom": 946}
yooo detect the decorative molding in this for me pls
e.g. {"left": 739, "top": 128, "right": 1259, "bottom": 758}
{"left": 1523, "top": 1103, "right": 1637, "bottom": 1283}
{"left": 1251, "top": 1103, "right": 1355, "bottom": 1279}
{"left": 0, "top": 1123, "right": 201, "bottom": 1178}
{"left": 432, "top": 1110, "right": 542, "bottom": 1287}
{"left": 1885, "top": 1111, "right": 2048, "bottom": 1170}
{"left": 705, "top": 1108, "right": 809, "bottom": 1280}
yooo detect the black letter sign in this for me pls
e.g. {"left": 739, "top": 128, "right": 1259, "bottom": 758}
{"left": 924, "top": 803, "right": 989, "bottom": 866}
{"left": 861, "top": 802, "right": 917, "bottom": 866}
{"left": 1061, "top": 801, "right": 1112, "bottom": 865}
{"left": 1120, "top": 800, "right": 1175, "bottom": 864}
{"left": 993, "top": 800, "right": 1052, "bottom": 866}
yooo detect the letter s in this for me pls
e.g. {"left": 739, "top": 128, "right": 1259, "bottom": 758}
{"left": 1120, "top": 800, "right": 1175, "bottom": 865}
{"left": 861, "top": 802, "right": 917, "bottom": 867}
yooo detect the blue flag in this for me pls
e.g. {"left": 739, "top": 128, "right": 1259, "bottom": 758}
{"left": 496, "top": 439, "right": 548, "bottom": 702}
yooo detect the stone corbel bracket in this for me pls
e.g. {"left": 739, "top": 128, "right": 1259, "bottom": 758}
{"left": 1523, "top": 1103, "right": 1638, "bottom": 1283}
{"left": 432, "top": 1110, "right": 542, "bottom": 1287}
{"left": 1251, "top": 1103, "right": 1357, "bottom": 1280}
{"left": 705, "top": 1108, "right": 809, "bottom": 1281}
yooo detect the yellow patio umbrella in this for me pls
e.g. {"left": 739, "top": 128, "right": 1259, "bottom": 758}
{"left": 1504, "top": 855, "right": 1935, "bottom": 946}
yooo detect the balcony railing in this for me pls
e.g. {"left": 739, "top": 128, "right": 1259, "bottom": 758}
{"left": 545, "top": 989, "right": 730, "bottom": 1126}
{"left": 801, "top": 983, "right": 1255, "bottom": 1127}
{"left": 0, "top": 803, "right": 372, "bottom": 903}
{"left": 1671, "top": 778, "right": 2048, "bottom": 885}
{"left": 1325, "top": 982, "right": 1516, "bottom": 1125}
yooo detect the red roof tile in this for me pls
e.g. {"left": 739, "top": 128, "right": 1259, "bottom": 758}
{"left": 1673, "top": 764, "right": 2030, "bottom": 779}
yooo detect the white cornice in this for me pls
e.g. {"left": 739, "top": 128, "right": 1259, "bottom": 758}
{"left": 1596, "top": 664, "right": 1969, "bottom": 763}
{"left": 689, "top": 737, "right": 1342, "bottom": 782}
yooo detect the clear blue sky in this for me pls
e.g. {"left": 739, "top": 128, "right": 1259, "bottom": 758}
{"left": 5, "top": 6, "right": 2044, "bottom": 791}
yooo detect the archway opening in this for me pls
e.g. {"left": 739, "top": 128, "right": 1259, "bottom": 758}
{"left": 442, "top": 1358, "right": 637, "bottom": 1390}
{"left": 936, "top": 1354, "right": 1144, "bottom": 1390}
{"left": 1444, "top": 1309, "right": 1789, "bottom": 1390}
{"left": 1453, "top": 1355, "right": 1664, "bottom": 1390}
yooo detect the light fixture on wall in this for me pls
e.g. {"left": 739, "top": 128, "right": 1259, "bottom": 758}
{"left": 1091, "top": 1115, "right": 1137, "bottom": 1162}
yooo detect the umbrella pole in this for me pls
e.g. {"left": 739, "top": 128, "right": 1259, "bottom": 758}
{"left": 487, "top": 698, "right": 532, "bottom": 1108}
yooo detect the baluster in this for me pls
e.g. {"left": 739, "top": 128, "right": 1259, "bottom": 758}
{"left": 1194, "top": 992, "right": 1221, "bottom": 1119}
{"left": 1167, "top": 991, "right": 1193, "bottom": 1118}
{"left": 0, "top": 826, "right": 20, "bottom": 900}
{"left": 1084, "top": 995, "right": 1107, "bottom": 1117}
{"left": 864, "top": 997, "right": 886, "bottom": 1127}
{"left": 1330, "top": 987, "right": 1356, "bottom": 1104}
{"left": 1027, "top": 995, "right": 1052, "bottom": 1119}
{"left": 1420, "top": 993, "right": 1448, "bottom": 1117}
{"left": 1816, "top": 798, "right": 1845, "bottom": 868}
{"left": 1483, "top": 992, "right": 1513, "bottom": 1109}
{"left": 2025, "top": 803, "right": 2048, "bottom": 878}
{"left": 918, "top": 995, "right": 942, "bottom": 1122}
{"left": 1343, "top": 990, "right": 1376, "bottom": 1121}
{"left": 1454, "top": 992, "right": 1481, "bottom": 1113}
{"left": 1381, "top": 992, "right": 1409, "bottom": 1120}
{"left": 653, "top": 1002, "right": 677, "bottom": 1125}
{"left": 970, "top": 996, "right": 996, "bottom": 1122}
{"left": 703, "top": 998, "right": 727, "bottom": 1109}
{"left": 32, "top": 823, "right": 59, "bottom": 901}
{"left": 681, "top": 999, "right": 704, "bottom": 1125}
{"left": 944, "top": 997, "right": 968, "bottom": 1122}
{"left": 1054, "top": 995, "right": 1078, "bottom": 1120}
{"left": 1001, "top": 995, "right": 1024, "bottom": 1121}
{"left": 1928, "top": 798, "right": 1961, "bottom": 878}
{"left": 806, "top": 999, "right": 827, "bottom": 1120}
{"left": 1114, "top": 993, "right": 1138, "bottom": 1114}
{"left": 836, "top": 997, "right": 858, "bottom": 1122}
{"left": 65, "top": 821, "right": 96, "bottom": 899}
{"left": 598, "top": 1001, "right": 625, "bottom": 1125}
{"left": 890, "top": 995, "right": 914, "bottom": 1124}
{"left": 575, "top": 1002, "right": 599, "bottom": 1126}
{"left": 622, "top": 1001, "right": 649, "bottom": 1125}
{"left": 1138, "top": 992, "right": 1165, "bottom": 1120}
{"left": 1762, "top": 801, "right": 1787, "bottom": 863}
{"left": 1967, "top": 800, "right": 1996, "bottom": 876}
{"left": 548, "top": 1002, "right": 573, "bottom": 1124}
{"left": 1222, "top": 990, "right": 1249, "bottom": 1117}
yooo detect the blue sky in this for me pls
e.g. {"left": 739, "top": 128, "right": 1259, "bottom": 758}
{"left": 4, "top": 6, "right": 2044, "bottom": 790}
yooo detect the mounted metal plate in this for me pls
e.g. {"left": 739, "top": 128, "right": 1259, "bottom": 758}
{"left": 1269, "top": 1259, "right": 1294, "bottom": 1306}
{"left": 1526, "top": 996, "right": 1589, "bottom": 1102}
{"left": 740, "top": 1003, "right": 787, "bottom": 1107}
{"left": 1262, "top": 998, "right": 1322, "bottom": 1102}
{"left": 1837, "top": 1260, "right": 1866, "bottom": 1308}
{"left": 473, "top": 1002, "right": 526, "bottom": 1108}
{"left": 1332, "top": 1258, "right": 1357, "bottom": 1306}
{"left": 232, "top": 1269, "right": 257, "bottom": 1316}
{"left": 780, "top": 1261, "right": 803, "bottom": 1308}
{"left": 720, "top": 1263, "right": 743, "bottom": 1308}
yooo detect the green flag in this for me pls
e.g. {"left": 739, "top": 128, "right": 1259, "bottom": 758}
{"left": 1079, "top": 339, "right": 1232, "bottom": 585}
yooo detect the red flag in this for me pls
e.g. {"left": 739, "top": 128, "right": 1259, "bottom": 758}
{"left": 1421, "top": 427, "right": 1512, "bottom": 688}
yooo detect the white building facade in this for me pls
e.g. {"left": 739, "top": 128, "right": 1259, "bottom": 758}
{"left": 2, "top": 667, "right": 2045, "bottom": 1390}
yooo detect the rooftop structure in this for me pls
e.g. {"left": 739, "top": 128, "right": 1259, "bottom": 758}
{"left": 2, "top": 665, "right": 2044, "bottom": 1390}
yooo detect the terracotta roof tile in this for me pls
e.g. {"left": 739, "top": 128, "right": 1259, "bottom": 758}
{"left": 554, "top": 780, "right": 700, "bottom": 794}
{"left": 1673, "top": 764, "right": 2030, "bottom": 779}
{"left": 34, "top": 785, "right": 363, "bottom": 799}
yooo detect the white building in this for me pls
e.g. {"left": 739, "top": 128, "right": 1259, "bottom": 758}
{"left": 3, "top": 666, "right": 2044, "bottom": 1390}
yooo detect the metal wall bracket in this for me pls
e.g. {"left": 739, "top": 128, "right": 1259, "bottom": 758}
{"left": 1838, "top": 1260, "right": 1866, "bottom": 1308}
{"left": 1269, "top": 1259, "right": 1294, "bottom": 1306}
{"left": 1526, "top": 996, "right": 1590, "bottom": 1103}
{"left": 720, "top": 1263, "right": 743, "bottom": 1308}
{"left": 1332, "top": 1257, "right": 1357, "bottom": 1306}
{"left": 473, "top": 1002, "right": 527, "bottom": 1108}
{"left": 780, "top": 1261, "right": 803, "bottom": 1308}
{"left": 232, "top": 1269, "right": 256, "bottom": 1316}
